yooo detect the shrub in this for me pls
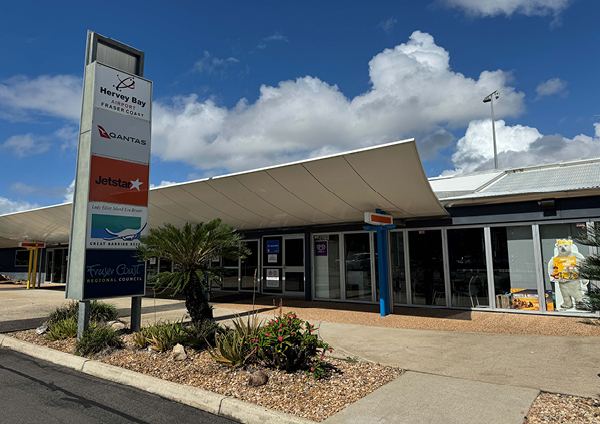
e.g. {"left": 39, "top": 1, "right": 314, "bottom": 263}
{"left": 47, "top": 300, "right": 118, "bottom": 325}
{"left": 250, "top": 312, "right": 332, "bottom": 379}
{"left": 183, "top": 319, "right": 223, "bottom": 350}
{"left": 75, "top": 325, "right": 123, "bottom": 357}
{"left": 45, "top": 317, "right": 78, "bottom": 340}
{"left": 208, "top": 316, "right": 258, "bottom": 367}
{"left": 133, "top": 330, "right": 148, "bottom": 349}
{"left": 90, "top": 301, "right": 119, "bottom": 323}
{"left": 143, "top": 321, "right": 187, "bottom": 352}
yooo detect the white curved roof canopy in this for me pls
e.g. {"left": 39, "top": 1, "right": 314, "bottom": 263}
{"left": 0, "top": 138, "right": 447, "bottom": 248}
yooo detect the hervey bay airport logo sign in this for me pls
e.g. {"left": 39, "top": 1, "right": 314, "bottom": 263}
{"left": 89, "top": 155, "right": 149, "bottom": 206}
{"left": 93, "top": 63, "right": 151, "bottom": 121}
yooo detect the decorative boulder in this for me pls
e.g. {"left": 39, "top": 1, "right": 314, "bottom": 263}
{"left": 248, "top": 371, "right": 269, "bottom": 387}
{"left": 173, "top": 343, "right": 187, "bottom": 361}
{"left": 36, "top": 322, "right": 49, "bottom": 335}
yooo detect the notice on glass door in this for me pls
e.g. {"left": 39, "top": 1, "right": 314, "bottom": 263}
{"left": 266, "top": 268, "right": 279, "bottom": 287}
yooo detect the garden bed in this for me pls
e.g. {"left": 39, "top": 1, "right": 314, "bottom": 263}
{"left": 8, "top": 330, "right": 402, "bottom": 422}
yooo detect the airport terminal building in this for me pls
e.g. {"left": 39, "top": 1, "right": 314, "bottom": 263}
{"left": 1, "top": 139, "right": 599, "bottom": 317}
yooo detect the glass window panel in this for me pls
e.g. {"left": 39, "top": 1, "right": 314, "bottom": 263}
{"left": 344, "top": 233, "right": 372, "bottom": 301}
{"left": 15, "top": 250, "right": 29, "bottom": 267}
{"left": 285, "top": 238, "right": 304, "bottom": 267}
{"left": 146, "top": 257, "right": 159, "bottom": 281}
{"left": 491, "top": 226, "right": 538, "bottom": 310}
{"left": 409, "top": 230, "right": 445, "bottom": 306}
{"left": 240, "top": 241, "right": 259, "bottom": 291}
{"left": 390, "top": 232, "right": 407, "bottom": 304}
{"left": 159, "top": 259, "right": 172, "bottom": 273}
{"left": 221, "top": 255, "right": 239, "bottom": 290}
{"left": 540, "top": 222, "right": 593, "bottom": 313}
{"left": 448, "top": 228, "right": 489, "bottom": 308}
{"left": 285, "top": 272, "right": 304, "bottom": 292}
{"left": 314, "top": 235, "right": 341, "bottom": 299}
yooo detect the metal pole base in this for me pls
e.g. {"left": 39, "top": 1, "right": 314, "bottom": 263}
{"left": 77, "top": 300, "right": 90, "bottom": 340}
{"left": 131, "top": 297, "right": 142, "bottom": 332}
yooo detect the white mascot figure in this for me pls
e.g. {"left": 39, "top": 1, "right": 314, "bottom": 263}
{"left": 547, "top": 239, "right": 589, "bottom": 310}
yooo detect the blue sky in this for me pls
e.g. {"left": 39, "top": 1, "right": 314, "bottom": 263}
{"left": 1, "top": 0, "right": 599, "bottom": 214}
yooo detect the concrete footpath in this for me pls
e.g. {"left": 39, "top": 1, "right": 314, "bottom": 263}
{"left": 2, "top": 286, "right": 599, "bottom": 423}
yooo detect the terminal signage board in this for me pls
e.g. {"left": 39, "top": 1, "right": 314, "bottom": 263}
{"left": 89, "top": 155, "right": 149, "bottom": 206}
{"left": 91, "top": 108, "right": 151, "bottom": 164}
{"left": 67, "top": 34, "right": 152, "bottom": 301}
{"left": 86, "top": 202, "right": 148, "bottom": 250}
{"left": 84, "top": 249, "right": 145, "bottom": 299}
{"left": 93, "top": 64, "right": 152, "bottom": 121}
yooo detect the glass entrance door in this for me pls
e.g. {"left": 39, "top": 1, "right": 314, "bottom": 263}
{"left": 283, "top": 237, "right": 304, "bottom": 293}
{"left": 240, "top": 240, "right": 259, "bottom": 291}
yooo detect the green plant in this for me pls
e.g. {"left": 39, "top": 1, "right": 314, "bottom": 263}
{"left": 183, "top": 319, "right": 223, "bottom": 349}
{"left": 90, "top": 301, "right": 119, "bottom": 323}
{"left": 136, "top": 219, "right": 250, "bottom": 323}
{"left": 208, "top": 315, "right": 258, "bottom": 367}
{"left": 250, "top": 312, "right": 332, "bottom": 379}
{"left": 143, "top": 321, "right": 187, "bottom": 352}
{"left": 47, "top": 300, "right": 118, "bottom": 325}
{"left": 133, "top": 330, "right": 148, "bottom": 349}
{"left": 75, "top": 325, "right": 123, "bottom": 357}
{"left": 45, "top": 317, "right": 78, "bottom": 340}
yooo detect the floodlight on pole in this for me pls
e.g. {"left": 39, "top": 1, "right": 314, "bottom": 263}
{"left": 483, "top": 90, "right": 500, "bottom": 169}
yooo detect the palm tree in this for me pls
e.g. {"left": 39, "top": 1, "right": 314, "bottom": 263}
{"left": 137, "top": 219, "right": 249, "bottom": 322}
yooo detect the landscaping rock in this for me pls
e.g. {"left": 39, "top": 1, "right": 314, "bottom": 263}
{"left": 173, "top": 343, "right": 187, "bottom": 361}
{"left": 111, "top": 322, "right": 127, "bottom": 331}
{"left": 248, "top": 370, "right": 268, "bottom": 387}
{"left": 36, "top": 322, "right": 49, "bottom": 335}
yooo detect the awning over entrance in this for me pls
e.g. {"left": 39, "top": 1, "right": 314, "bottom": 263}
{"left": 0, "top": 138, "right": 447, "bottom": 248}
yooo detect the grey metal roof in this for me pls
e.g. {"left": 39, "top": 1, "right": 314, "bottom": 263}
{"left": 435, "top": 158, "right": 600, "bottom": 204}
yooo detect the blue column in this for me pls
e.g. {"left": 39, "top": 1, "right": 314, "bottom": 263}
{"left": 363, "top": 223, "right": 395, "bottom": 317}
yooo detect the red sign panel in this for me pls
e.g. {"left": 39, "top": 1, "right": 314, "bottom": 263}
{"left": 89, "top": 155, "right": 149, "bottom": 206}
{"left": 364, "top": 212, "right": 393, "bottom": 226}
{"left": 19, "top": 242, "right": 46, "bottom": 248}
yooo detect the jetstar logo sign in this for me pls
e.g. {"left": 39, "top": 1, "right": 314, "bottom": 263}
{"left": 89, "top": 156, "right": 149, "bottom": 206}
{"left": 97, "top": 125, "right": 147, "bottom": 145}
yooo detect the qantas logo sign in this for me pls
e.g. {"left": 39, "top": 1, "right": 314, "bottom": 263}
{"left": 97, "top": 125, "right": 147, "bottom": 145}
{"left": 89, "top": 156, "right": 149, "bottom": 206}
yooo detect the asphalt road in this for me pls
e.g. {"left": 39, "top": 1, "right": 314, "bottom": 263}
{"left": 0, "top": 349, "right": 239, "bottom": 424}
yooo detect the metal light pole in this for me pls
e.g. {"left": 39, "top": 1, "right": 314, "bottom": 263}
{"left": 483, "top": 90, "right": 500, "bottom": 169}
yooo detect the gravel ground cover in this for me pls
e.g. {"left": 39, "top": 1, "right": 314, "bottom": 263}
{"left": 7, "top": 330, "right": 402, "bottom": 422}
{"left": 525, "top": 393, "right": 600, "bottom": 423}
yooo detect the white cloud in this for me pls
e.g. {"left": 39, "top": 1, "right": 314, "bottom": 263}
{"left": 1, "top": 133, "right": 51, "bottom": 157}
{"left": 0, "top": 197, "right": 38, "bottom": 216}
{"left": 56, "top": 125, "right": 79, "bottom": 149}
{"left": 193, "top": 51, "right": 239, "bottom": 75}
{"left": 152, "top": 31, "right": 525, "bottom": 173}
{"left": 440, "top": 0, "right": 572, "bottom": 18}
{"left": 444, "top": 120, "right": 600, "bottom": 175}
{"left": 379, "top": 17, "right": 398, "bottom": 34}
{"left": 10, "top": 182, "right": 70, "bottom": 198}
{"left": 0, "top": 75, "right": 81, "bottom": 121}
{"left": 536, "top": 78, "right": 568, "bottom": 99}
{"left": 63, "top": 179, "right": 75, "bottom": 203}
{"left": 150, "top": 180, "right": 178, "bottom": 189}
{"left": 263, "top": 32, "right": 289, "bottom": 42}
